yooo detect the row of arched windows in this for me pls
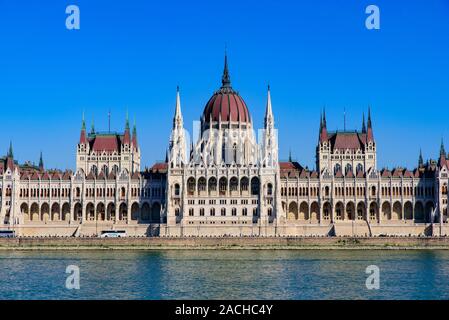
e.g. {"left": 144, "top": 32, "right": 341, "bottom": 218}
{"left": 187, "top": 207, "right": 258, "bottom": 217}
{"left": 281, "top": 187, "right": 320, "bottom": 197}
{"left": 186, "top": 177, "right": 260, "bottom": 196}
{"left": 19, "top": 187, "right": 70, "bottom": 198}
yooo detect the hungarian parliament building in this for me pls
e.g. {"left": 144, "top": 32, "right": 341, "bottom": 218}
{"left": 1, "top": 56, "right": 448, "bottom": 237}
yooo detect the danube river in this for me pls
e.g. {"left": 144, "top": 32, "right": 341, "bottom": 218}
{"left": 0, "top": 250, "right": 448, "bottom": 300}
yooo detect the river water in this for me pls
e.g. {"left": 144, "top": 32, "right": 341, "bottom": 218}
{"left": 0, "top": 250, "right": 448, "bottom": 300}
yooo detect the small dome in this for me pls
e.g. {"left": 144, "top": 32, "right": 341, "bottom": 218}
{"left": 202, "top": 55, "right": 251, "bottom": 124}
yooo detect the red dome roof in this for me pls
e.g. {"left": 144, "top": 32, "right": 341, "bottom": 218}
{"left": 202, "top": 55, "right": 251, "bottom": 124}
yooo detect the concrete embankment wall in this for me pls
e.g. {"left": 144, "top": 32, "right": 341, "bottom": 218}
{"left": 2, "top": 236, "right": 449, "bottom": 249}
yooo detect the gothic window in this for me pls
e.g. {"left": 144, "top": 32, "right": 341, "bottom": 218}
{"left": 174, "top": 184, "right": 180, "bottom": 196}
{"left": 233, "top": 143, "right": 237, "bottom": 163}
{"left": 219, "top": 177, "right": 227, "bottom": 195}
{"left": 345, "top": 164, "right": 352, "bottom": 175}
{"left": 232, "top": 208, "right": 237, "bottom": 216}
{"left": 221, "top": 208, "right": 226, "bottom": 216}
{"left": 187, "top": 177, "right": 195, "bottom": 195}
{"left": 102, "top": 165, "right": 108, "bottom": 176}
{"left": 357, "top": 164, "right": 363, "bottom": 173}
{"left": 253, "top": 208, "right": 258, "bottom": 216}
{"left": 267, "top": 183, "right": 273, "bottom": 196}
{"left": 334, "top": 164, "right": 341, "bottom": 175}
{"left": 91, "top": 165, "right": 98, "bottom": 176}
{"left": 251, "top": 177, "right": 260, "bottom": 195}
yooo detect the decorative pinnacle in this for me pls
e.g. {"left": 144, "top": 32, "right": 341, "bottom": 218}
{"left": 221, "top": 49, "right": 231, "bottom": 88}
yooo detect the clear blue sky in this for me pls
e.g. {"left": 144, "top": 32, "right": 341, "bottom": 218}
{"left": 0, "top": 0, "right": 448, "bottom": 171}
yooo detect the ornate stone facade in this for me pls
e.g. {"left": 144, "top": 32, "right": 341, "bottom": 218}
{"left": 0, "top": 56, "right": 448, "bottom": 237}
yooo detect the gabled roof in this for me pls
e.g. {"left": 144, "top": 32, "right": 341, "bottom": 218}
{"left": 31, "top": 172, "right": 40, "bottom": 180}
{"left": 86, "top": 171, "right": 95, "bottom": 180}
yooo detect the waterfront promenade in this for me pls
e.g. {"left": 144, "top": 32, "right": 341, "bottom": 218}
{"left": 2, "top": 236, "right": 449, "bottom": 250}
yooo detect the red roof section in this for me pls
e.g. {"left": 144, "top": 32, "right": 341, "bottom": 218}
{"left": 203, "top": 89, "right": 251, "bottom": 123}
{"left": 91, "top": 135, "right": 121, "bottom": 153}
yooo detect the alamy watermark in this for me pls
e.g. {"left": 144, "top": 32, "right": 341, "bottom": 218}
{"left": 365, "top": 5, "right": 380, "bottom": 30}
{"left": 66, "top": 265, "right": 80, "bottom": 290}
{"left": 66, "top": 5, "right": 80, "bottom": 30}
{"left": 365, "top": 265, "right": 380, "bottom": 290}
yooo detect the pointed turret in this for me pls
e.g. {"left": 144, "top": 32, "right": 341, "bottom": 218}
{"left": 418, "top": 148, "right": 424, "bottom": 167}
{"left": 261, "top": 85, "right": 278, "bottom": 168}
{"left": 264, "top": 85, "right": 274, "bottom": 128}
{"left": 362, "top": 113, "right": 366, "bottom": 134}
{"left": 319, "top": 109, "right": 328, "bottom": 142}
{"left": 79, "top": 114, "right": 87, "bottom": 144}
{"left": 440, "top": 138, "right": 447, "bottom": 167}
{"left": 123, "top": 112, "right": 131, "bottom": 145}
{"left": 367, "top": 107, "right": 374, "bottom": 141}
{"left": 6, "top": 141, "right": 14, "bottom": 171}
{"left": 90, "top": 117, "right": 95, "bottom": 135}
{"left": 39, "top": 151, "right": 44, "bottom": 171}
{"left": 173, "top": 85, "right": 183, "bottom": 129}
{"left": 168, "top": 86, "right": 186, "bottom": 167}
{"left": 7, "top": 141, "right": 13, "bottom": 158}
{"left": 132, "top": 118, "right": 138, "bottom": 149}
{"left": 221, "top": 50, "right": 231, "bottom": 88}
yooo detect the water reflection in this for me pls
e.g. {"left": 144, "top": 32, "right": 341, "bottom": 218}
{"left": 0, "top": 250, "right": 448, "bottom": 300}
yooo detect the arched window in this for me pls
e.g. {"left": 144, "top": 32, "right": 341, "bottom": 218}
{"left": 267, "top": 183, "right": 273, "bottom": 196}
{"left": 210, "top": 208, "right": 215, "bottom": 216}
{"left": 174, "top": 184, "right": 180, "bottom": 196}
{"left": 233, "top": 143, "right": 237, "bottom": 163}
{"left": 221, "top": 208, "right": 226, "bottom": 216}
{"left": 357, "top": 163, "right": 363, "bottom": 173}
{"left": 268, "top": 208, "right": 273, "bottom": 216}
{"left": 345, "top": 164, "right": 352, "bottom": 175}
{"left": 91, "top": 165, "right": 98, "bottom": 175}
{"left": 334, "top": 163, "right": 341, "bottom": 175}
{"left": 102, "top": 165, "right": 108, "bottom": 176}
{"left": 232, "top": 208, "right": 237, "bottom": 216}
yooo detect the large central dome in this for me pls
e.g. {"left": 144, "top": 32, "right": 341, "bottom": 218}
{"left": 202, "top": 55, "right": 251, "bottom": 124}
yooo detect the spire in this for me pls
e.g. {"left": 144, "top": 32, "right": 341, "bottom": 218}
{"left": 289, "top": 149, "right": 292, "bottom": 162}
{"left": 132, "top": 117, "right": 138, "bottom": 148}
{"left": 319, "top": 108, "right": 328, "bottom": 142}
{"left": 362, "top": 112, "right": 366, "bottom": 133}
{"left": 79, "top": 114, "right": 88, "bottom": 144}
{"left": 125, "top": 110, "right": 130, "bottom": 130}
{"left": 323, "top": 108, "right": 327, "bottom": 127}
{"left": 367, "top": 106, "right": 372, "bottom": 128}
{"left": 90, "top": 117, "right": 95, "bottom": 135}
{"left": 173, "top": 85, "right": 183, "bottom": 129}
{"left": 264, "top": 84, "right": 273, "bottom": 128}
{"left": 39, "top": 151, "right": 44, "bottom": 170}
{"left": 81, "top": 112, "right": 86, "bottom": 130}
{"left": 221, "top": 49, "right": 231, "bottom": 88}
{"left": 123, "top": 112, "right": 131, "bottom": 145}
{"left": 418, "top": 148, "right": 424, "bottom": 167}
{"left": 7, "top": 141, "right": 13, "bottom": 158}
{"left": 440, "top": 138, "right": 446, "bottom": 156}
{"left": 367, "top": 106, "right": 374, "bottom": 141}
